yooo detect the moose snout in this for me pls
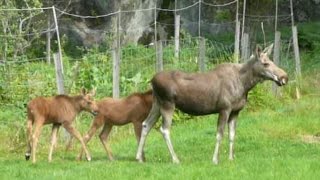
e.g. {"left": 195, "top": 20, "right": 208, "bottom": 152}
{"left": 273, "top": 67, "right": 288, "bottom": 86}
{"left": 91, "top": 111, "right": 99, "bottom": 116}
{"left": 279, "top": 76, "right": 288, "bottom": 86}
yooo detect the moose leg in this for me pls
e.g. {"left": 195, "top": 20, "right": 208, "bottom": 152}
{"left": 228, "top": 111, "right": 239, "bottom": 161}
{"left": 25, "top": 118, "right": 33, "bottom": 161}
{"left": 212, "top": 110, "right": 230, "bottom": 165}
{"left": 31, "top": 121, "right": 43, "bottom": 163}
{"left": 63, "top": 122, "right": 91, "bottom": 161}
{"left": 65, "top": 136, "right": 73, "bottom": 151}
{"left": 48, "top": 124, "right": 60, "bottom": 162}
{"left": 160, "top": 105, "right": 180, "bottom": 164}
{"left": 136, "top": 101, "right": 161, "bottom": 162}
{"left": 133, "top": 122, "right": 145, "bottom": 161}
{"left": 78, "top": 118, "right": 103, "bottom": 160}
{"left": 99, "top": 124, "right": 114, "bottom": 161}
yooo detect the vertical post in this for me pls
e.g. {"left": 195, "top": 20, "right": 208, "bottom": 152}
{"left": 198, "top": 37, "right": 205, "bottom": 72}
{"left": 241, "top": 0, "right": 247, "bottom": 41}
{"left": 112, "top": 49, "right": 120, "bottom": 98}
{"left": 174, "top": 14, "right": 180, "bottom": 59}
{"left": 275, "top": 0, "right": 278, "bottom": 32}
{"left": 198, "top": 0, "right": 201, "bottom": 37}
{"left": 290, "top": 0, "right": 301, "bottom": 99}
{"left": 154, "top": 5, "right": 157, "bottom": 44}
{"left": 54, "top": 52, "right": 69, "bottom": 141}
{"left": 234, "top": 0, "right": 240, "bottom": 62}
{"left": 46, "top": 12, "right": 51, "bottom": 64}
{"left": 52, "top": 6, "right": 63, "bottom": 71}
{"left": 292, "top": 26, "right": 301, "bottom": 99}
{"left": 290, "top": 0, "right": 295, "bottom": 27}
{"left": 156, "top": 41, "right": 163, "bottom": 72}
{"left": 117, "top": 8, "right": 121, "bottom": 57}
{"left": 154, "top": 4, "right": 158, "bottom": 68}
{"left": 261, "top": 22, "right": 266, "bottom": 47}
{"left": 241, "top": 33, "right": 249, "bottom": 61}
{"left": 53, "top": 53, "right": 65, "bottom": 94}
{"left": 112, "top": 7, "right": 121, "bottom": 99}
{"left": 272, "top": 31, "right": 281, "bottom": 96}
{"left": 234, "top": 21, "right": 240, "bottom": 63}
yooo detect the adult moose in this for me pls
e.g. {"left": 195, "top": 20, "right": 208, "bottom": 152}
{"left": 78, "top": 90, "right": 153, "bottom": 161}
{"left": 25, "top": 89, "right": 98, "bottom": 163}
{"left": 136, "top": 44, "right": 288, "bottom": 164}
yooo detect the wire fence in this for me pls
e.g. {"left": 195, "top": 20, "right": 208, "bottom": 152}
{"left": 0, "top": 0, "right": 298, "bottom": 128}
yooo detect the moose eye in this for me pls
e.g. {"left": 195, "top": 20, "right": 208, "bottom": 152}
{"left": 263, "top": 63, "right": 270, "bottom": 67}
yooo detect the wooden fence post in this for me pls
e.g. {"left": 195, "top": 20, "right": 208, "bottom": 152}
{"left": 198, "top": 37, "right": 206, "bottom": 72}
{"left": 112, "top": 48, "right": 120, "bottom": 98}
{"left": 46, "top": 13, "right": 51, "bottom": 64}
{"left": 292, "top": 26, "right": 301, "bottom": 99}
{"left": 156, "top": 41, "right": 163, "bottom": 72}
{"left": 174, "top": 14, "right": 180, "bottom": 59}
{"left": 234, "top": 21, "right": 240, "bottom": 63}
{"left": 272, "top": 31, "right": 281, "bottom": 96}
{"left": 52, "top": 6, "right": 63, "bottom": 72}
{"left": 54, "top": 52, "right": 69, "bottom": 142}
{"left": 53, "top": 53, "right": 64, "bottom": 94}
{"left": 241, "top": 33, "right": 249, "bottom": 62}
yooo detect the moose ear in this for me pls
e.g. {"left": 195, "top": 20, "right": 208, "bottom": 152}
{"left": 263, "top": 43, "right": 274, "bottom": 56}
{"left": 81, "top": 88, "right": 87, "bottom": 95}
{"left": 255, "top": 45, "right": 262, "bottom": 57}
{"left": 89, "top": 88, "right": 96, "bottom": 97}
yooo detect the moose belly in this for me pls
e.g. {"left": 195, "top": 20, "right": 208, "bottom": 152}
{"left": 175, "top": 98, "right": 219, "bottom": 116}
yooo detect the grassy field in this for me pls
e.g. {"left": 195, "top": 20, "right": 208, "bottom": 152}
{"left": 0, "top": 94, "right": 320, "bottom": 180}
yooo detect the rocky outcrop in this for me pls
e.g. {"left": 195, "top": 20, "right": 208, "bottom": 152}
{"left": 59, "top": 0, "right": 320, "bottom": 48}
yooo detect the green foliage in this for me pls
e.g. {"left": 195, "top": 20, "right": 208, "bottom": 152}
{"left": 216, "top": 9, "right": 232, "bottom": 22}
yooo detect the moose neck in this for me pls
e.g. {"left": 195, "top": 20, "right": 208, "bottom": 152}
{"left": 70, "top": 95, "right": 83, "bottom": 113}
{"left": 240, "top": 58, "right": 264, "bottom": 93}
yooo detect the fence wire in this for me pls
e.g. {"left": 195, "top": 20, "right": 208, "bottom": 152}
{"left": 0, "top": 1, "right": 297, "bottom": 126}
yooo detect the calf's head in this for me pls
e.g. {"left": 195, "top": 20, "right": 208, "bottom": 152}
{"left": 253, "top": 44, "right": 288, "bottom": 86}
{"left": 79, "top": 88, "right": 99, "bottom": 115}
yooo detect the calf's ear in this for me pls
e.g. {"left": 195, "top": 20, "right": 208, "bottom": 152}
{"left": 81, "top": 88, "right": 87, "bottom": 95}
{"left": 89, "top": 88, "right": 96, "bottom": 97}
{"left": 255, "top": 45, "right": 262, "bottom": 58}
{"left": 263, "top": 43, "right": 274, "bottom": 56}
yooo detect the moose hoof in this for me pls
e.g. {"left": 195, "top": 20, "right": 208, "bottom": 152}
{"left": 25, "top": 153, "right": 30, "bottom": 161}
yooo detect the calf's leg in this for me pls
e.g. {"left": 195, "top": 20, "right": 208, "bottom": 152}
{"left": 78, "top": 117, "right": 104, "bottom": 160}
{"left": 160, "top": 104, "right": 180, "bottom": 164}
{"left": 99, "top": 124, "right": 114, "bottom": 160}
{"left": 212, "top": 110, "right": 230, "bottom": 165}
{"left": 136, "top": 100, "right": 161, "bottom": 162}
{"left": 133, "top": 122, "right": 145, "bottom": 161}
{"left": 25, "top": 118, "right": 33, "bottom": 161}
{"left": 63, "top": 122, "right": 91, "bottom": 161}
{"left": 31, "top": 121, "right": 44, "bottom": 163}
{"left": 48, "top": 124, "right": 60, "bottom": 162}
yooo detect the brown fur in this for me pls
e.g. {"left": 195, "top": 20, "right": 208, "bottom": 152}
{"left": 78, "top": 89, "right": 153, "bottom": 161}
{"left": 25, "top": 89, "right": 98, "bottom": 163}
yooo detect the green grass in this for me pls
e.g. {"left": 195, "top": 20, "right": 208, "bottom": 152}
{"left": 0, "top": 95, "right": 320, "bottom": 180}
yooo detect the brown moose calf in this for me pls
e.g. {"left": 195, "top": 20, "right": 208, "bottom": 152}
{"left": 78, "top": 90, "right": 153, "bottom": 161}
{"left": 25, "top": 89, "right": 98, "bottom": 163}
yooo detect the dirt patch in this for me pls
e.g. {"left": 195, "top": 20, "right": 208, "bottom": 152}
{"left": 301, "top": 134, "right": 320, "bottom": 144}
